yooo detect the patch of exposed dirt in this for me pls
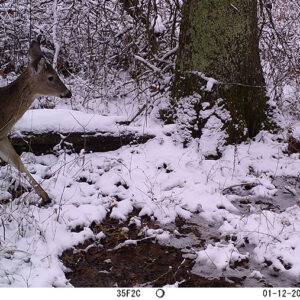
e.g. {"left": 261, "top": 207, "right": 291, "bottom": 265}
{"left": 61, "top": 204, "right": 300, "bottom": 288}
{"left": 60, "top": 211, "right": 235, "bottom": 287}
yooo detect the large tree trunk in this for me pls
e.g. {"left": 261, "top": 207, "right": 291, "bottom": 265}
{"left": 171, "top": 0, "right": 275, "bottom": 150}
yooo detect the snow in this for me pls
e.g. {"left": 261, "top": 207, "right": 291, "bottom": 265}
{"left": 196, "top": 243, "right": 249, "bottom": 270}
{"left": 185, "top": 71, "right": 219, "bottom": 92}
{"left": 153, "top": 15, "right": 166, "bottom": 34}
{"left": 1, "top": 105, "right": 300, "bottom": 286}
{"left": 1, "top": 0, "right": 299, "bottom": 288}
{"left": 12, "top": 109, "right": 128, "bottom": 136}
{"left": 134, "top": 55, "right": 161, "bottom": 73}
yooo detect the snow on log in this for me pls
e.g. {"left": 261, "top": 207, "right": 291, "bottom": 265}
{"left": 9, "top": 109, "right": 155, "bottom": 155}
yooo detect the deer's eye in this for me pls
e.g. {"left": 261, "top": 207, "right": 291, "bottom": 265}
{"left": 48, "top": 76, "right": 54, "bottom": 81}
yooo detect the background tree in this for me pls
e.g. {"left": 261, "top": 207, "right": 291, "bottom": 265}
{"left": 0, "top": 0, "right": 299, "bottom": 125}
{"left": 171, "top": 0, "right": 276, "bottom": 150}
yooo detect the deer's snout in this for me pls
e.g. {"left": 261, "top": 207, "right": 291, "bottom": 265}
{"left": 60, "top": 90, "right": 72, "bottom": 98}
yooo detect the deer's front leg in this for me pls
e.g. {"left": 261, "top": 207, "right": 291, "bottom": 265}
{"left": 0, "top": 136, "right": 51, "bottom": 206}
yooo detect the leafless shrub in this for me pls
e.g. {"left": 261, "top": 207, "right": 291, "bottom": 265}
{"left": 259, "top": 0, "right": 300, "bottom": 118}
{"left": 0, "top": 0, "right": 299, "bottom": 120}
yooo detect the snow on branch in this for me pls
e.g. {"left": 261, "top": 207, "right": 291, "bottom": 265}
{"left": 185, "top": 70, "right": 219, "bottom": 92}
{"left": 134, "top": 55, "right": 161, "bottom": 73}
{"left": 185, "top": 70, "right": 266, "bottom": 92}
{"left": 161, "top": 45, "right": 178, "bottom": 61}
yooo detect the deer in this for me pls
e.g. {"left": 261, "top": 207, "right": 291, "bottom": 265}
{"left": 0, "top": 41, "right": 71, "bottom": 206}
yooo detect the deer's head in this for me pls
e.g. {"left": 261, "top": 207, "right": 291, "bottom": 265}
{"left": 29, "top": 41, "right": 72, "bottom": 99}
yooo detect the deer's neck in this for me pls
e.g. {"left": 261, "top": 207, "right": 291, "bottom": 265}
{"left": 0, "top": 67, "right": 36, "bottom": 136}
{"left": 10, "top": 68, "right": 35, "bottom": 103}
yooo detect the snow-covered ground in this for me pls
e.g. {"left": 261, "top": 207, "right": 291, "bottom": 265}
{"left": 0, "top": 102, "right": 300, "bottom": 286}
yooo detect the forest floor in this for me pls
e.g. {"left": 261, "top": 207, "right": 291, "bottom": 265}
{"left": 61, "top": 176, "right": 300, "bottom": 288}
{"left": 0, "top": 107, "right": 300, "bottom": 287}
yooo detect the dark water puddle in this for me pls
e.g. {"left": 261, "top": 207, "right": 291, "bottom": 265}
{"left": 219, "top": 176, "right": 300, "bottom": 287}
{"left": 226, "top": 176, "right": 300, "bottom": 214}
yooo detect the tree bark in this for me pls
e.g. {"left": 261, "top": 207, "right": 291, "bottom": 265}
{"left": 171, "top": 0, "right": 275, "bottom": 147}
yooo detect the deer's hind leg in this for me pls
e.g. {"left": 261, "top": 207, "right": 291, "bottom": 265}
{"left": 0, "top": 136, "right": 51, "bottom": 206}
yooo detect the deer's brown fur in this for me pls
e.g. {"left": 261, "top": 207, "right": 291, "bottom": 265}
{"left": 0, "top": 41, "right": 71, "bottom": 206}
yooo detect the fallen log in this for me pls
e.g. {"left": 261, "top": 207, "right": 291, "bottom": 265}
{"left": 10, "top": 131, "right": 155, "bottom": 155}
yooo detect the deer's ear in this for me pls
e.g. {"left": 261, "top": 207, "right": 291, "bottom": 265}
{"left": 30, "top": 57, "right": 45, "bottom": 74}
{"left": 29, "top": 41, "right": 43, "bottom": 61}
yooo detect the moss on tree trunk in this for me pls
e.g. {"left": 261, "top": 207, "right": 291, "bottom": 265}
{"left": 171, "top": 0, "right": 275, "bottom": 145}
